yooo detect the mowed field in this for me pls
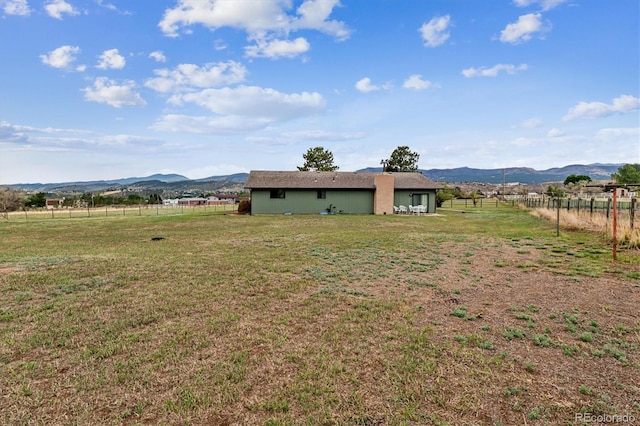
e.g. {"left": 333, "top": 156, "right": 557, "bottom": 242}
{"left": 0, "top": 203, "right": 639, "bottom": 425}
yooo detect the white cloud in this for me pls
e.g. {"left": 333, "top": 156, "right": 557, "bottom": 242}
{"left": 96, "top": 48, "right": 126, "bottom": 69}
{"left": 355, "top": 77, "right": 379, "bottom": 93}
{"left": 0, "top": 121, "right": 90, "bottom": 136}
{"left": 547, "top": 128, "right": 565, "bottom": 137}
{"left": 0, "top": 121, "right": 32, "bottom": 145}
{"left": 0, "top": 121, "right": 165, "bottom": 156}
{"left": 94, "top": 0, "right": 130, "bottom": 14}
{"left": 148, "top": 50, "right": 167, "bottom": 63}
{"left": 245, "top": 37, "right": 310, "bottom": 59}
{"left": 290, "top": 0, "right": 351, "bottom": 40}
{"left": 246, "top": 130, "right": 366, "bottom": 146}
{"left": 282, "top": 129, "right": 366, "bottom": 142}
{"left": 513, "top": 0, "right": 569, "bottom": 11}
{"left": 158, "top": 0, "right": 351, "bottom": 43}
{"left": 596, "top": 127, "right": 640, "bottom": 142}
{"left": 500, "top": 13, "right": 550, "bottom": 44}
{"left": 513, "top": 117, "right": 543, "bottom": 129}
{"left": 150, "top": 114, "right": 266, "bottom": 134}
{"left": 3, "top": 0, "right": 30, "bottom": 15}
{"left": 152, "top": 85, "right": 326, "bottom": 133}
{"left": 402, "top": 74, "right": 433, "bottom": 91}
{"left": 562, "top": 95, "right": 640, "bottom": 121}
{"left": 178, "top": 85, "right": 325, "bottom": 119}
{"left": 45, "top": 0, "right": 78, "bottom": 19}
{"left": 82, "top": 77, "right": 147, "bottom": 108}
{"left": 462, "top": 63, "right": 528, "bottom": 77}
{"left": 40, "top": 45, "right": 81, "bottom": 69}
{"left": 419, "top": 15, "right": 451, "bottom": 47}
{"left": 145, "top": 61, "right": 247, "bottom": 93}
{"left": 213, "top": 39, "right": 228, "bottom": 51}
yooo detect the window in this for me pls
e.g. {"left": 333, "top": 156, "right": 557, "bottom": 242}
{"left": 411, "top": 193, "right": 429, "bottom": 210}
{"left": 270, "top": 190, "right": 285, "bottom": 199}
{"left": 317, "top": 190, "right": 326, "bottom": 199}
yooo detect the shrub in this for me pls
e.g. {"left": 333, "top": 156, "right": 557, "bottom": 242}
{"left": 237, "top": 200, "right": 251, "bottom": 214}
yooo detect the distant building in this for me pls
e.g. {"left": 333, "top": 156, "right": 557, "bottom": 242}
{"left": 177, "top": 197, "right": 207, "bottom": 206}
{"left": 206, "top": 194, "right": 237, "bottom": 205}
{"left": 45, "top": 199, "right": 63, "bottom": 209}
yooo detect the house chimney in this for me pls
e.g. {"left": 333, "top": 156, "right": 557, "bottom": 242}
{"left": 374, "top": 173, "right": 395, "bottom": 215}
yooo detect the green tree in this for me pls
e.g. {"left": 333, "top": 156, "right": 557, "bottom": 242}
{"left": 386, "top": 146, "right": 419, "bottom": 172}
{"left": 24, "top": 192, "right": 46, "bottom": 208}
{"left": 297, "top": 146, "right": 339, "bottom": 172}
{"left": 563, "top": 174, "right": 592, "bottom": 186}
{"left": 611, "top": 163, "right": 640, "bottom": 184}
{"left": 126, "top": 194, "right": 145, "bottom": 205}
{"left": 0, "top": 188, "right": 25, "bottom": 218}
{"left": 546, "top": 185, "right": 565, "bottom": 197}
{"left": 436, "top": 186, "right": 455, "bottom": 207}
{"left": 148, "top": 194, "right": 163, "bottom": 204}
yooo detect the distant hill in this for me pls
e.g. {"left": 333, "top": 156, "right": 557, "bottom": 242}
{"left": 196, "top": 173, "right": 249, "bottom": 183}
{"left": 6, "top": 173, "right": 189, "bottom": 192}
{"left": 359, "top": 163, "right": 621, "bottom": 184}
{"left": 5, "top": 164, "right": 622, "bottom": 192}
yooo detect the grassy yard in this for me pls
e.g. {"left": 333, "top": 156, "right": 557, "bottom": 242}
{"left": 1, "top": 203, "right": 639, "bottom": 425}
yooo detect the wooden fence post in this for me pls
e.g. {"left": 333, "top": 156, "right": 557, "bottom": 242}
{"left": 556, "top": 197, "right": 560, "bottom": 237}
{"left": 631, "top": 197, "right": 636, "bottom": 229}
{"left": 606, "top": 197, "right": 611, "bottom": 219}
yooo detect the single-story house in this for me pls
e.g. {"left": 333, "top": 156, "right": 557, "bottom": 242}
{"left": 177, "top": 197, "right": 207, "bottom": 206}
{"left": 244, "top": 171, "right": 443, "bottom": 215}
{"left": 206, "top": 194, "right": 238, "bottom": 205}
{"left": 45, "top": 199, "right": 63, "bottom": 209}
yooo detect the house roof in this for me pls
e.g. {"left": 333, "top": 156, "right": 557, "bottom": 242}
{"left": 244, "top": 171, "right": 444, "bottom": 190}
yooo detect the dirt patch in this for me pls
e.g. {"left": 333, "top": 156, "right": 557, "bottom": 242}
{"left": 0, "top": 265, "right": 17, "bottom": 275}
{"left": 298, "top": 237, "right": 640, "bottom": 424}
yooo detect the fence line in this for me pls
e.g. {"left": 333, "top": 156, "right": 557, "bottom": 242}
{"left": 516, "top": 196, "right": 637, "bottom": 229}
{"left": 439, "top": 196, "right": 637, "bottom": 230}
{"left": 5, "top": 203, "right": 238, "bottom": 221}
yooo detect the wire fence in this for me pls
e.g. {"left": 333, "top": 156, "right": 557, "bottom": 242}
{"left": 4, "top": 203, "right": 238, "bottom": 221}
{"left": 438, "top": 196, "right": 638, "bottom": 229}
{"left": 518, "top": 196, "right": 637, "bottom": 229}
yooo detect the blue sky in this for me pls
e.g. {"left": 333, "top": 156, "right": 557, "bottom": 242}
{"left": 0, "top": 0, "right": 638, "bottom": 184}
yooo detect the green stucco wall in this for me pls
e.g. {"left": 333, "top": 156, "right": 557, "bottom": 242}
{"left": 250, "top": 189, "right": 375, "bottom": 214}
{"left": 393, "top": 190, "right": 437, "bottom": 213}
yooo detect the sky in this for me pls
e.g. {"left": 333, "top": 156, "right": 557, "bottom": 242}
{"left": 0, "top": 0, "right": 639, "bottom": 184}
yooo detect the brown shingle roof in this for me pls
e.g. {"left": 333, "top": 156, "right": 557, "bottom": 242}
{"left": 244, "top": 171, "right": 443, "bottom": 190}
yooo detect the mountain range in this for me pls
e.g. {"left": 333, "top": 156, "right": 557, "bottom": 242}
{"left": 407, "top": 163, "right": 620, "bottom": 184}
{"left": 5, "top": 163, "right": 622, "bottom": 193}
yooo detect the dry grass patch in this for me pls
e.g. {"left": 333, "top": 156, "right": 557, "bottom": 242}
{"left": 532, "top": 207, "right": 640, "bottom": 249}
{"left": 0, "top": 207, "right": 638, "bottom": 425}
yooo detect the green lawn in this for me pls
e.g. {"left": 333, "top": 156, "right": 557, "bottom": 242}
{"left": 1, "top": 205, "right": 638, "bottom": 425}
